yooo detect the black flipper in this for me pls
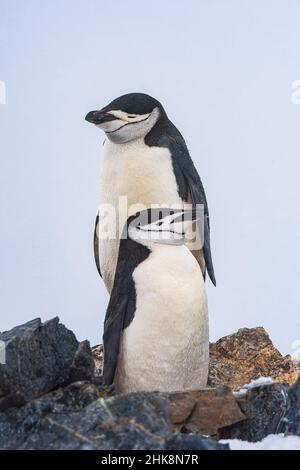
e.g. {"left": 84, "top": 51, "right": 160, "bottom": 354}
{"left": 102, "top": 236, "right": 150, "bottom": 386}
{"left": 102, "top": 293, "right": 129, "bottom": 385}
{"left": 145, "top": 117, "right": 216, "bottom": 286}
{"left": 94, "top": 212, "right": 102, "bottom": 278}
{"left": 183, "top": 167, "right": 216, "bottom": 286}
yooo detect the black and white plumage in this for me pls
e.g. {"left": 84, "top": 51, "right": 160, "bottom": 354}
{"left": 85, "top": 93, "right": 216, "bottom": 293}
{"left": 102, "top": 208, "right": 209, "bottom": 393}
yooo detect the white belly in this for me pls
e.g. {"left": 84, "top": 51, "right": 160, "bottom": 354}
{"left": 99, "top": 139, "right": 184, "bottom": 292}
{"left": 114, "top": 245, "right": 209, "bottom": 393}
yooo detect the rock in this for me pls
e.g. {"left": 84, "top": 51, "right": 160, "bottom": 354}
{"left": 279, "top": 377, "right": 300, "bottom": 436}
{"left": 92, "top": 344, "right": 103, "bottom": 377}
{"left": 1, "top": 318, "right": 299, "bottom": 449}
{"left": 209, "top": 327, "right": 300, "bottom": 389}
{"left": 165, "top": 434, "right": 229, "bottom": 450}
{"left": 169, "top": 386, "right": 245, "bottom": 436}
{"left": 219, "top": 382, "right": 288, "bottom": 442}
{"left": 0, "top": 318, "right": 94, "bottom": 410}
{"left": 0, "top": 384, "right": 224, "bottom": 450}
{"left": 0, "top": 381, "right": 105, "bottom": 450}
{"left": 69, "top": 340, "right": 95, "bottom": 383}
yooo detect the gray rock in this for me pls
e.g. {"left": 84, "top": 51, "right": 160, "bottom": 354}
{"left": 69, "top": 340, "right": 95, "bottom": 383}
{"left": 219, "top": 383, "right": 288, "bottom": 442}
{"left": 279, "top": 377, "right": 300, "bottom": 436}
{"left": 165, "top": 434, "right": 229, "bottom": 450}
{"left": 0, "top": 381, "right": 101, "bottom": 449}
{"left": 0, "top": 383, "right": 226, "bottom": 450}
{"left": 0, "top": 318, "right": 94, "bottom": 410}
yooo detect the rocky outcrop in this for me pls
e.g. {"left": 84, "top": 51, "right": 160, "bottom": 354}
{"left": 0, "top": 318, "right": 94, "bottom": 410}
{"left": 0, "top": 381, "right": 227, "bottom": 450}
{"left": 208, "top": 327, "right": 300, "bottom": 388}
{"left": 0, "top": 318, "right": 299, "bottom": 449}
{"left": 0, "top": 319, "right": 227, "bottom": 450}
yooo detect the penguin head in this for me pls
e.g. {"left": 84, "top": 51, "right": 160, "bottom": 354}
{"left": 85, "top": 93, "right": 164, "bottom": 143}
{"left": 126, "top": 207, "right": 201, "bottom": 248}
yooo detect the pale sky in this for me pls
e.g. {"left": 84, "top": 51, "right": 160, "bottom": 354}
{"left": 0, "top": 0, "right": 300, "bottom": 355}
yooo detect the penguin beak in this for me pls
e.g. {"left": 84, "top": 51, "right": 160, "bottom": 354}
{"left": 85, "top": 110, "right": 117, "bottom": 125}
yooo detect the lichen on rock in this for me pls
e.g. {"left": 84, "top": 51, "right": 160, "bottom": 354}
{"left": 208, "top": 327, "right": 300, "bottom": 389}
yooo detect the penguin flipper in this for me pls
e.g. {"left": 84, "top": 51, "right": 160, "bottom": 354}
{"left": 102, "top": 236, "right": 150, "bottom": 386}
{"left": 102, "top": 294, "right": 129, "bottom": 386}
{"left": 94, "top": 212, "right": 102, "bottom": 278}
{"left": 148, "top": 124, "right": 216, "bottom": 286}
{"left": 183, "top": 169, "right": 216, "bottom": 286}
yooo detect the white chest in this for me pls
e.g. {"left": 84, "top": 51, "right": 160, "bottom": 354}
{"left": 99, "top": 140, "right": 185, "bottom": 292}
{"left": 101, "top": 139, "right": 183, "bottom": 210}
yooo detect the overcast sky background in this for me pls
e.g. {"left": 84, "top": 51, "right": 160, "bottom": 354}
{"left": 0, "top": 0, "right": 299, "bottom": 354}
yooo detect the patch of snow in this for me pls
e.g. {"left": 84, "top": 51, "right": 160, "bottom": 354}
{"left": 220, "top": 434, "right": 300, "bottom": 450}
{"left": 234, "top": 376, "right": 275, "bottom": 396}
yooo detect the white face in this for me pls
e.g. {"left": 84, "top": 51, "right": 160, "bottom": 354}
{"left": 96, "top": 107, "right": 160, "bottom": 143}
{"left": 128, "top": 210, "right": 199, "bottom": 248}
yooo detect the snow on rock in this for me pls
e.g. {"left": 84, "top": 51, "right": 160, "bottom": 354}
{"left": 221, "top": 433, "right": 300, "bottom": 450}
{"left": 234, "top": 377, "right": 275, "bottom": 397}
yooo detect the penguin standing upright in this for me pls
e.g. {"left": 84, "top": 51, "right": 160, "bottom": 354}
{"left": 85, "top": 93, "right": 216, "bottom": 293}
{"left": 102, "top": 208, "right": 209, "bottom": 393}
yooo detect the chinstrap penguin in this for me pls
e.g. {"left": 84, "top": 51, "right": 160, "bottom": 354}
{"left": 85, "top": 93, "right": 216, "bottom": 293}
{"left": 102, "top": 208, "right": 209, "bottom": 393}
